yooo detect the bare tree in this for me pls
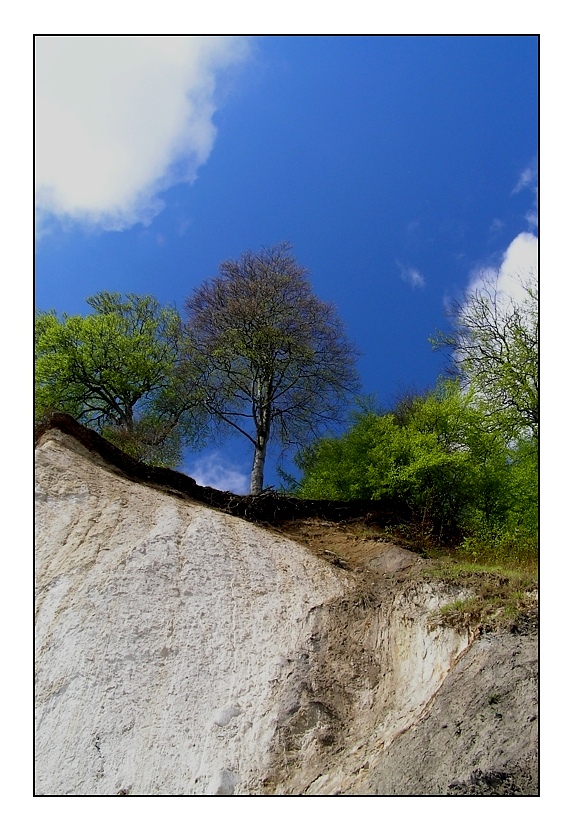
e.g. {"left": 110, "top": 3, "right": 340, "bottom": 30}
{"left": 183, "top": 243, "right": 360, "bottom": 494}
{"left": 432, "top": 271, "right": 538, "bottom": 440}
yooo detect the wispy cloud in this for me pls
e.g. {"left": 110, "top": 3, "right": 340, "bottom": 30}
{"left": 397, "top": 261, "right": 425, "bottom": 289}
{"left": 524, "top": 209, "right": 538, "bottom": 232}
{"left": 488, "top": 218, "right": 505, "bottom": 235}
{"left": 512, "top": 163, "right": 537, "bottom": 195}
{"left": 35, "top": 36, "right": 250, "bottom": 232}
{"left": 185, "top": 452, "right": 250, "bottom": 495}
{"left": 512, "top": 161, "right": 538, "bottom": 231}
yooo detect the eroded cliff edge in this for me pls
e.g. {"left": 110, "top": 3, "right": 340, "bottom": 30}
{"left": 35, "top": 420, "right": 538, "bottom": 795}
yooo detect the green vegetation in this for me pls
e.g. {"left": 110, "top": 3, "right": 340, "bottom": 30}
{"left": 35, "top": 291, "right": 206, "bottom": 466}
{"left": 35, "top": 254, "right": 537, "bottom": 589}
{"left": 432, "top": 272, "right": 538, "bottom": 440}
{"left": 296, "top": 380, "right": 537, "bottom": 560}
{"left": 428, "top": 560, "right": 537, "bottom": 631}
{"left": 35, "top": 245, "right": 359, "bottom": 488}
{"left": 296, "top": 270, "right": 538, "bottom": 577}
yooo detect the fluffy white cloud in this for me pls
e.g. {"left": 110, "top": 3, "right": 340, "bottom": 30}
{"left": 467, "top": 231, "right": 538, "bottom": 307}
{"left": 35, "top": 36, "right": 249, "bottom": 231}
{"left": 498, "top": 232, "right": 538, "bottom": 293}
{"left": 186, "top": 452, "right": 250, "bottom": 495}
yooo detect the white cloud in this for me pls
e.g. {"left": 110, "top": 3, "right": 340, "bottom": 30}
{"left": 35, "top": 36, "right": 249, "bottom": 231}
{"left": 186, "top": 452, "right": 250, "bottom": 495}
{"left": 497, "top": 232, "right": 538, "bottom": 294}
{"left": 397, "top": 261, "right": 425, "bottom": 289}
{"left": 468, "top": 231, "right": 538, "bottom": 306}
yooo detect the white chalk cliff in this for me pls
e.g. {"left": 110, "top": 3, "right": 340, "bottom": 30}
{"left": 35, "top": 424, "right": 538, "bottom": 795}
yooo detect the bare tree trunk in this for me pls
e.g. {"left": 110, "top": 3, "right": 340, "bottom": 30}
{"left": 250, "top": 433, "right": 268, "bottom": 495}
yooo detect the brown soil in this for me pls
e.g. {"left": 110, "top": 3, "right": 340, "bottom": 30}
{"left": 274, "top": 518, "right": 427, "bottom": 577}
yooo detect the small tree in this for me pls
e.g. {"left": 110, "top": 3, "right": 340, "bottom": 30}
{"left": 35, "top": 291, "right": 205, "bottom": 466}
{"left": 183, "top": 243, "right": 360, "bottom": 494}
{"left": 432, "top": 271, "right": 538, "bottom": 441}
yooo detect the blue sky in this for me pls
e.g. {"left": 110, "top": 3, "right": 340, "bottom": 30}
{"left": 35, "top": 35, "right": 538, "bottom": 492}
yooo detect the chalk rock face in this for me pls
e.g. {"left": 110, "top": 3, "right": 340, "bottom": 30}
{"left": 35, "top": 428, "right": 538, "bottom": 796}
{"left": 35, "top": 430, "right": 351, "bottom": 795}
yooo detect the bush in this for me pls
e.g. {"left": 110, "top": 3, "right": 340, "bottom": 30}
{"left": 297, "top": 381, "right": 538, "bottom": 553}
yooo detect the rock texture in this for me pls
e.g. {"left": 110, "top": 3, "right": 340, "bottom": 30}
{"left": 35, "top": 426, "right": 538, "bottom": 795}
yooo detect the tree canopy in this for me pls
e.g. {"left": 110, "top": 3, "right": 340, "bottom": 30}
{"left": 183, "top": 243, "right": 360, "bottom": 494}
{"left": 432, "top": 271, "right": 538, "bottom": 441}
{"left": 35, "top": 291, "right": 205, "bottom": 466}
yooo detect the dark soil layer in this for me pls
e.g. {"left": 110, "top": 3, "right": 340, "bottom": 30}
{"left": 35, "top": 413, "right": 412, "bottom": 526}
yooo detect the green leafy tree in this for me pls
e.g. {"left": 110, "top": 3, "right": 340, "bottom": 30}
{"left": 297, "top": 381, "right": 526, "bottom": 544}
{"left": 183, "top": 243, "right": 360, "bottom": 494}
{"left": 461, "top": 432, "right": 538, "bottom": 561}
{"left": 35, "top": 292, "right": 205, "bottom": 466}
{"left": 432, "top": 271, "right": 538, "bottom": 440}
